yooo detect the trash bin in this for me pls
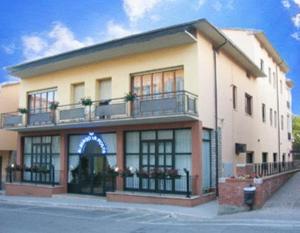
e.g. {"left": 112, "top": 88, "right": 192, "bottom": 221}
{"left": 244, "top": 185, "right": 256, "bottom": 210}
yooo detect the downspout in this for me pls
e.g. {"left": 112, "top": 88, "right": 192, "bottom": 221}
{"left": 275, "top": 63, "right": 282, "bottom": 164}
{"left": 213, "top": 39, "right": 227, "bottom": 197}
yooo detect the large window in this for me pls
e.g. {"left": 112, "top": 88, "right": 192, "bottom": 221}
{"left": 72, "top": 83, "right": 85, "bottom": 103}
{"left": 202, "top": 129, "right": 214, "bottom": 192}
{"left": 125, "top": 129, "right": 191, "bottom": 193}
{"left": 23, "top": 136, "right": 60, "bottom": 184}
{"left": 97, "top": 79, "right": 112, "bottom": 101}
{"left": 131, "top": 67, "right": 184, "bottom": 96}
{"left": 28, "top": 88, "right": 57, "bottom": 113}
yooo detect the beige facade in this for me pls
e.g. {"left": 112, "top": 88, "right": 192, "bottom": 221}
{"left": 0, "top": 19, "right": 293, "bottom": 201}
{"left": 0, "top": 82, "right": 19, "bottom": 186}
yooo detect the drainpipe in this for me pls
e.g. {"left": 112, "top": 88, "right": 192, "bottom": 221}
{"left": 275, "top": 63, "right": 282, "bottom": 165}
{"left": 213, "top": 39, "right": 227, "bottom": 197}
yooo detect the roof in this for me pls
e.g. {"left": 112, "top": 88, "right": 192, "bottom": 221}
{"left": 6, "top": 19, "right": 265, "bottom": 78}
{"left": 0, "top": 80, "right": 20, "bottom": 87}
{"left": 222, "top": 28, "right": 289, "bottom": 73}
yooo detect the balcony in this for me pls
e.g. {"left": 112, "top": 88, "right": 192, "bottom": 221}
{"left": 1, "top": 91, "right": 198, "bottom": 132}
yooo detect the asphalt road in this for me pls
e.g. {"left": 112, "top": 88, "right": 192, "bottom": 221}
{"left": 0, "top": 203, "right": 300, "bottom": 233}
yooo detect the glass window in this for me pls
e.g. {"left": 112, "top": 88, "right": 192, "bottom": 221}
{"left": 28, "top": 88, "right": 57, "bottom": 113}
{"left": 164, "top": 71, "right": 174, "bottom": 93}
{"left": 245, "top": 93, "right": 252, "bottom": 115}
{"left": 98, "top": 79, "right": 112, "bottom": 100}
{"left": 125, "top": 132, "right": 140, "bottom": 153}
{"left": 270, "top": 109, "right": 273, "bottom": 126}
{"left": 175, "top": 129, "right": 192, "bottom": 153}
{"left": 141, "top": 131, "right": 156, "bottom": 140}
{"left": 142, "top": 74, "right": 152, "bottom": 96}
{"left": 72, "top": 83, "right": 84, "bottom": 103}
{"left": 232, "top": 85, "right": 237, "bottom": 110}
{"left": 262, "top": 103, "right": 266, "bottom": 122}
{"left": 152, "top": 72, "right": 163, "bottom": 94}
{"left": 132, "top": 76, "right": 141, "bottom": 96}
{"left": 175, "top": 69, "right": 184, "bottom": 91}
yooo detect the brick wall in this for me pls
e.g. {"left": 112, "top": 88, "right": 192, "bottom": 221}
{"left": 218, "top": 169, "right": 299, "bottom": 214}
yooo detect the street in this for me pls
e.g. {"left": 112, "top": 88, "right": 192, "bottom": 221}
{"left": 0, "top": 202, "right": 300, "bottom": 233}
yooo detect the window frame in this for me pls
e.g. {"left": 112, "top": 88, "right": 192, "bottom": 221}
{"left": 245, "top": 93, "right": 253, "bottom": 116}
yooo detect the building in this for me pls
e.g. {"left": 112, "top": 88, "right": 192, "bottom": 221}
{"left": 0, "top": 81, "right": 20, "bottom": 189}
{"left": 1, "top": 19, "right": 292, "bottom": 206}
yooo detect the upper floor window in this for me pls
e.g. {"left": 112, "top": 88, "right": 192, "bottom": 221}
{"left": 287, "top": 101, "right": 290, "bottom": 109}
{"left": 28, "top": 88, "right": 57, "bottom": 113}
{"left": 72, "top": 83, "right": 84, "bottom": 104}
{"left": 260, "top": 59, "right": 264, "bottom": 72}
{"left": 281, "top": 115, "right": 284, "bottom": 130}
{"left": 245, "top": 93, "right": 253, "bottom": 116}
{"left": 131, "top": 67, "right": 184, "bottom": 96}
{"left": 97, "top": 79, "right": 111, "bottom": 100}
{"left": 274, "top": 110, "right": 277, "bottom": 128}
{"left": 280, "top": 80, "right": 283, "bottom": 94}
{"left": 262, "top": 103, "right": 266, "bottom": 122}
{"left": 232, "top": 85, "right": 237, "bottom": 110}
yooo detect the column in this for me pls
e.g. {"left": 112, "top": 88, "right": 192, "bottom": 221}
{"left": 60, "top": 132, "right": 68, "bottom": 192}
{"left": 116, "top": 129, "right": 124, "bottom": 191}
{"left": 191, "top": 121, "right": 202, "bottom": 195}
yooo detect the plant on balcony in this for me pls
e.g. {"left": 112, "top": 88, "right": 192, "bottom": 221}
{"left": 150, "top": 168, "right": 165, "bottom": 179}
{"left": 165, "top": 168, "right": 181, "bottom": 179}
{"left": 124, "top": 92, "right": 137, "bottom": 102}
{"left": 136, "top": 169, "right": 149, "bottom": 178}
{"left": 18, "top": 108, "right": 28, "bottom": 114}
{"left": 105, "top": 166, "right": 119, "bottom": 177}
{"left": 120, "top": 167, "right": 134, "bottom": 177}
{"left": 49, "top": 101, "right": 59, "bottom": 110}
{"left": 38, "top": 165, "right": 50, "bottom": 174}
{"left": 31, "top": 164, "right": 39, "bottom": 173}
{"left": 81, "top": 97, "right": 93, "bottom": 106}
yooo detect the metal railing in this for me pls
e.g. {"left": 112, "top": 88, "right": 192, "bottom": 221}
{"left": 6, "top": 165, "right": 59, "bottom": 186}
{"left": 253, "top": 161, "right": 295, "bottom": 177}
{"left": 0, "top": 91, "right": 198, "bottom": 129}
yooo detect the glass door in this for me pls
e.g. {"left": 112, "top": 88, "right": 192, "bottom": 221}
{"left": 140, "top": 141, "right": 156, "bottom": 191}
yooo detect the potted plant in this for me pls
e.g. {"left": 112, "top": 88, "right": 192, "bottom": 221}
{"left": 38, "top": 165, "right": 49, "bottom": 174}
{"left": 120, "top": 167, "right": 134, "bottom": 177}
{"left": 31, "top": 164, "right": 39, "bottom": 173}
{"left": 49, "top": 101, "right": 59, "bottom": 111}
{"left": 150, "top": 168, "right": 165, "bottom": 179}
{"left": 136, "top": 169, "right": 149, "bottom": 178}
{"left": 18, "top": 108, "right": 28, "bottom": 114}
{"left": 81, "top": 97, "right": 93, "bottom": 106}
{"left": 165, "top": 168, "right": 181, "bottom": 179}
{"left": 124, "top": 92, "right": 137, "bottom": 102}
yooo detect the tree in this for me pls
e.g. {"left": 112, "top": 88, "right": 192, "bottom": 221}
{"left": 292, "top": 116, "right": 300, "bottom": 152}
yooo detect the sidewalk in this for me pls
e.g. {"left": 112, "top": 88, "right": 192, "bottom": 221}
{"left": 0, "top": 193, "right": 218, "bottom": 219}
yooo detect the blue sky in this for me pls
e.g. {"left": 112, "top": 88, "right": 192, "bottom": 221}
{"left": 0, "top": 0, "right": 299, "bottom": 113}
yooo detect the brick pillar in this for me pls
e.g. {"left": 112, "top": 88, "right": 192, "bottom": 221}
{"left": 116, "top": 129, "right": 124, "bottom": 191}
{"left": 16, "top": 133, "right": 23, "bottom": 165}
{"left": 236, "top": 164, "right": 254, "bottom": 177}
{"left": 60, "top": 132, "right": 68, "bottom": 192}
{"left": 191, "top": 121, "right": 202, "bottom": 195}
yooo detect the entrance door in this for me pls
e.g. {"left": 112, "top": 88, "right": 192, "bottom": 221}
{"left": 79, "top": 154, "right": 107, "bottom": 195}
{"left": 0, "top": 157, "right": 2, "bottom": 190}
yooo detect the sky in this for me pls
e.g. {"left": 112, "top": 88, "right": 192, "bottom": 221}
{"left": 0, "top": 0, "right": 299, "bottom": 113}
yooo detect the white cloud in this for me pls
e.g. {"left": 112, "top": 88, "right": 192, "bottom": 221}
{"left": 292, "top": 13, "right": 300, "bottom": 28}
{"left": 291, "top": 32, "right": 300, "bottom": 40}
{"left": 1, "top": 43, "right": 16, "bottom": 54}
{"left": 212, "top": 1, "right": 222, "bottom": 11}
{"left": 294, "top": 0, "right": 300, "bottom": 7}
{"left": 282, "top": 0, "right": 291, "bottom": 8}
{"left": 106, "top": 21, "right": 138, "bottom": 40}
{"left": 197, "top": 0, "right": 206, "bottom": 9}
{"left": 123, "top": 0, "right": 162, "bottom": 22}
{"left": 21, "top": 22, "right": 94, "bottom": 61}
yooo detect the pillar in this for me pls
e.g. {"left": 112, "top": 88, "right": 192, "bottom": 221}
{"left": 191, "top": 121, "right": 202, "bottom": 195}
{"left": 116, "top": 129, "right": 124, "bottom": 191}
{"left": 60, "top": 132, "right": 68, "bottom": 192}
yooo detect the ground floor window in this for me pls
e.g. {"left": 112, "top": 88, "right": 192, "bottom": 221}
{"left": 124, "top": 129, "right": 192, "bottom": 194}
{"left": 202, "top": 129, "right": 214, "bottom": 193}
{"left": 246, "top": 152, "right": 254, "bottom": 164}
{"left": 67, "top": 133, "right": 116, "bottom": 195}
{"left": 23, "top": 136, "right": 60, "bottom": 184}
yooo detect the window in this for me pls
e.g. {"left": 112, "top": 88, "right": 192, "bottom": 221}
{"left": 281, "top": 115, "right": 284, "bottom": 130}
{"left": 232, "top": 85, "right": 237, "bottom": 110}
{"left": 131, "top": 67, "right": 184, "bottom": 96}
{"left": 268, "top": 67, "right": 271, "bottom": 84}
{"left": 287, "top": 101, "right": 290, "bottom": 109}
{"left": 23, "top": 136, "right": 60, "bottom": 184}
{"left": 202, "top": 129, "right": 215, "bottom": 192}
{"left": 28, "top": 88, "right": 57, "bottom": 113}
{"left": 262, "top": 103, "right": 266, "bottom": 122}
{"left": 273, "top": 153, "right": 277, "bottom": 163}
{"left": 280, "top": 80, "right": 283, "bottom": 94}
{"left": 274, "top": 111, "right": 277, "bottom": 128}
{"left": 245, "top": 93, "right": 253, "bottom": 115}
{"left": 97, "top": 79, "right": 111, "bottom": 100}
{"left": 262, "top": 153, "right": 268, "bottom": 163}
{"left": 273, "top": 72, "right": 276, "bottom": 89}
{"left": 246, "top": 152, "right": 254, "bottom": 164}
{"left": 260, "top": 59, "right": 264, "bottom": 72}
{"left": 270, "top": 108, "right": 273, "bottom": 126}
{"left": 72, "top": 83, "right": 84, "bottom": 103}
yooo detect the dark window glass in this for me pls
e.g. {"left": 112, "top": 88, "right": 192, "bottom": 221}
{"left": 262, "top": 103, "right": 266, "bottom": 122}
{"left": 246, "top": 152, "right": 254, "bottom": 164}
{"left": 232, "top": 85, "right": 237, "bottom": 109}
{"left": 245, "top": 93, "right": 253, "bottom": 115}
{"left": 28, "top": 89, "right": 57, "bottom": 113}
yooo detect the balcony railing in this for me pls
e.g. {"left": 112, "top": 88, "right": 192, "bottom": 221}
{"left": 253, "top": 161, "right": 295, "bottom": 177}
{"left": 0, "top": 91, "right": 198, "bottom": 129}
